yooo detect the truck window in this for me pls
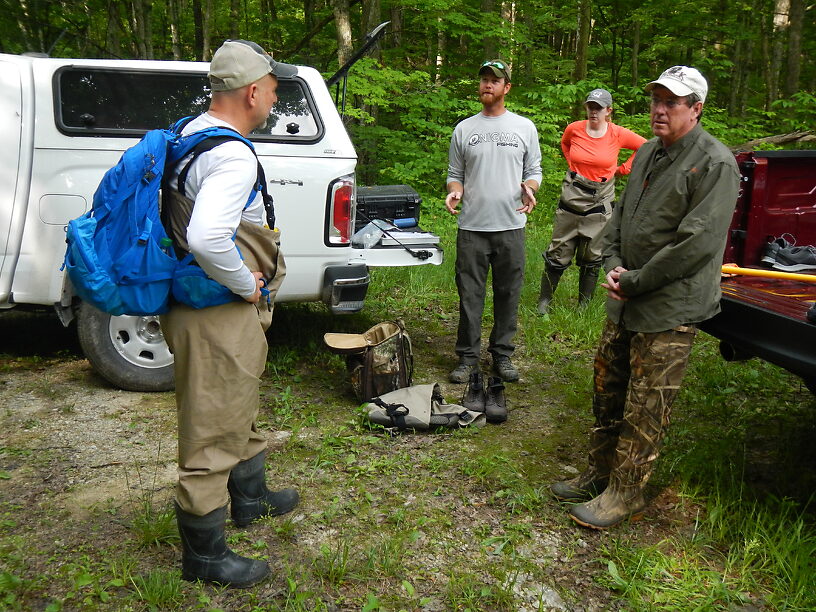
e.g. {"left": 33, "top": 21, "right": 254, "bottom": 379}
{"left": 55, "top": 67, "right": 322, "bottom": 142}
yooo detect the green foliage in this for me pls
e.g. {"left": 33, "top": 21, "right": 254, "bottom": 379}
{"left": 344, "top": 58, "right": 462, "bottom": 191}
{"left": 770, "top": 92, "right": 816, "bottom": 135}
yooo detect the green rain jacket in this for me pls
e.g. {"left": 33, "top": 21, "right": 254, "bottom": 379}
{"left": 603, "top": 123, "right": 740, "bottom": 333}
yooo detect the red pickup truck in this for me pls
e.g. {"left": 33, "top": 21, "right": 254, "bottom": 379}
{"left": 699, "top": 150, "right": 816, "bottom": 392}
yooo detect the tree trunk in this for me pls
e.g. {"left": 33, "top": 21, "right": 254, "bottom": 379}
{"left": 500, "top": 1, "right": 515, "bottom": 75}
{"left": 230, "top": 0, "right": 240, "bottom": 39}
{"left": 193, "top": 0, "right": 203, "bottom": 59}
{"left": 733, "top": 130, "right": 815, "bottom": 151}
{"left": 257, "top": 0, "right": 273, "bottom": 41}
{"left": 481, "top": 0, "right": 496, "bottom": 59}
{"left": 768, "top": 0, "right": 790, "bottom": 106}
{"left": 630, "top": 20, "right": 639, "bottom": 87}
{"left": 628, "top": 20, "right": 640, "bottom": 115}
{"left": 728, "top": 30, "right": 745, "bottom": 115}
{"left": 362, "top": 0, "right": 380, "bottom": 36}
{"left": 304, "top": 0, "right": 314, "bottom": 31}
{"left": 130, "top": 0, "right": 146, "bottom": 57}
{"left": 331, "top": 0, "right": 353, "bottom": 66}
{"left": 761, "top": 18, "right": 772, "bottom": 111}
{"left": 572, "top": 0, "right": 591, "bottom": 83}
{"left": 521, "top": 6, "right": 534, "bottom": 87}
{"left": 167, "top": 0, "right": 182, "bottom": 59}
{"left": 610, "top": 29, "right": 618, "bottom": 88}
{"left": 131, "top": 0, "right": 154, "bottom": 59}
{"left": 389, "top": 5, "right": 402, "bottom": 47}
{"left": 289, "top": 0, "right": 361, "bottom": 56}
{"left": 435, "top": 16, "right": 444, "bottom": 84}
{"left": 106, "top": 0, "right": 123, "bottom": 58}
{"left": 783, "top": 0, "right": 803, "bottom": 96}
{"left": 201, "top": 0, "right": 213, "bottom": 60}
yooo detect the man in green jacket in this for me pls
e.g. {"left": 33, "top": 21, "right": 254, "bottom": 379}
{"left": 550, "top": 66, "right": 740, "bottom": 529}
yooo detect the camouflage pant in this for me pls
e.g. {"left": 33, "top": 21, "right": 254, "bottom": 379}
{"left": 589, "top": 319, "right": 696, "bottom": 490}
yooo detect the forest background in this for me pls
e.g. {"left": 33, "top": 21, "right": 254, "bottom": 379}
{"left": 1, "top": 0, "right": 813, "bottom": 199}
{"left": 1, "top": 2, "right": 815, "bottom": 609}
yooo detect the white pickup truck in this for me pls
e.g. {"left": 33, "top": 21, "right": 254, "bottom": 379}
{"left": 0, "top": 50, "right": 442, "bottom": 392}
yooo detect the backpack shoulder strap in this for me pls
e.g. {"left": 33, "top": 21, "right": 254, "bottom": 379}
{"left": 175, "top": 134, "right": 248, "bottom": 196}
{"left": 171, "top": 115, "right": 198, "bottom": 135}
{"left": 170, "top": 128, "right": 276, "bottom": 228}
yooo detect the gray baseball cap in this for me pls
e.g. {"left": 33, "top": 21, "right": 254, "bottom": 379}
{"left": 646, "top": 66, "right": 708, "bottom": 103}
{"left": 585, "top": 88, "right": 613, "bottom": 108}
{"left": 209, "top": 40, "right": 297, "bottom": 91}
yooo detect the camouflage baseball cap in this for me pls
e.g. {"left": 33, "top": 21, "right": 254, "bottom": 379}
{"left": 479, "top": 59, "right": 511, "bottom": 82}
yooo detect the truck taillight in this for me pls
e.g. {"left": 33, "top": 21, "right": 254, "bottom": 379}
{"left": 327, "top": 175, "right": 355, "bottom": 245}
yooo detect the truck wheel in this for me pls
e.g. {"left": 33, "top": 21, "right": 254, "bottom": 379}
{"left": 76, "top": 302, "right": 175, "bottom": 392}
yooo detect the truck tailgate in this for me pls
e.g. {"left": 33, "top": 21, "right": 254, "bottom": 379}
{"left": 700, "top": 274, "right": 816, "bottom": 383}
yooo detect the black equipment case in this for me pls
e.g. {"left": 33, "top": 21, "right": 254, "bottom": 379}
{"left": 355, "top": 185, "right": 421, "bottom": 232}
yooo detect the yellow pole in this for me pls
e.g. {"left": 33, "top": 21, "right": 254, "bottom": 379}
{"left": 721, "top": 265, "right": 816, "bottom": 283}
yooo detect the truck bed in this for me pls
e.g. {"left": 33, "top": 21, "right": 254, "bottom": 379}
{"left": 697, "top": 149, "right": 816, "bottom": 390}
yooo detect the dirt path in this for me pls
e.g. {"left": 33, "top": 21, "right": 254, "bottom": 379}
{"left": 0, "top": 308, "right": 698, "bottom": 610}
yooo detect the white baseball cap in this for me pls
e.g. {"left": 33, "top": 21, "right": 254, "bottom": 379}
{"left": 209, "top": 40, "right": 297, "bottom": 91}
{"left": 646, "top": 66, "right": 708, "bottom": 103}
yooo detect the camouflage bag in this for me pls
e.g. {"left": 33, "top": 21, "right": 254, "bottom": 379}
{"left": 324, "top": 321, "right": 413, "bottom": 402}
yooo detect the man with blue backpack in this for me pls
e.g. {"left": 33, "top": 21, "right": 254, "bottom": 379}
{"left": 160, "top": 40, "right": 300, "bottom": 588}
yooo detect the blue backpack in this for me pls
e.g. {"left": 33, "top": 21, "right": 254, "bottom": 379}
{"left": 64, "top": 117, "right": 274, "bottom": 316}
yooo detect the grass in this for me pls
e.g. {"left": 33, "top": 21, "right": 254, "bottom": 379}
{"left": 124, "top": 443, "right": 180, "bottom": 549}
{"left": 129, "top": 569, "right": 185, "bottom": 610}
{"left": 599, "top": 481, "right": 816, "bottom": 609}
{"left": 1, "top": 201, "right": 816, "bottom": 609}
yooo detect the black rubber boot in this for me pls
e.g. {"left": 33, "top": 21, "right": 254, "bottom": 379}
{"left": 577, "top": 266, "right": 600, "bottom": 307}
{"left": 538, "top": 265, "right": 564, "bottom": 314}
{"left": 176, "top": 503, "right": 270, "bottom": 588}
{"left": 228, "top": 452, "right": 299, "bottom": 527}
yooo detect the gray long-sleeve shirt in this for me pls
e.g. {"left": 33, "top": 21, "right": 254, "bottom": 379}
{"left": 446, "top": 110, "right": 542, "bottom": 231}
{"left": 603, "top": 123, "right": 740, "bottom": 332}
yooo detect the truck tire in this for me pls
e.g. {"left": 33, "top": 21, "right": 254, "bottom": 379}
{"left": 76, "top": 301, "right": 175, "bottom": 392}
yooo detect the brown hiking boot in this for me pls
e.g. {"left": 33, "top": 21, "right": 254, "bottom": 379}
{"left": 449, "top": 360, "right": 476, "bottom": 383}
{"left": 484, "top": 376, "right": 507, "bottom": 423}
{"left": 492, "top": 355, "right": 519, "bottom": 382}
{"left": 550, "top": 470, "right": 608, "bottom": 502}
{"left": 462, "top": 370, "right": 486, "bottom": 412}
{"left": 568, "top": 486, "right": 646, "bottom": 530}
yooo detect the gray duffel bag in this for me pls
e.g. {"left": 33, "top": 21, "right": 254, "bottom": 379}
{"left": 366, "top": 383, "right": 486, "bottom": 430}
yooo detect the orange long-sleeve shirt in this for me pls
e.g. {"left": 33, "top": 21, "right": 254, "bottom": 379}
{"left": 561, "top": 120, "right": 647, "bottom": 182}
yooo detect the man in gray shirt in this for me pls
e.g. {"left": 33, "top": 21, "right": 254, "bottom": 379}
{"left": 446, "top": 59, "right": 542, "bottom": 389}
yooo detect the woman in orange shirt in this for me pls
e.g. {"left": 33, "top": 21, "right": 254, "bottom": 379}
{"left": 538, "top": 89, "right": 646, "bottom": 314}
